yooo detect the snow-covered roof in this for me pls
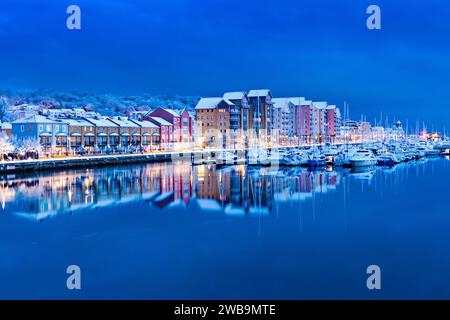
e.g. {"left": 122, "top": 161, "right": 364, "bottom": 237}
{"left": 326, "top": 105, "right": 337, "bottom": 110}
{"left": 150, "top": 117, "right": 173, "bottom": 126}
{"left": 195, "top": 98, "right": 233, "bottom": 109}
{"left": 313, "top": 101, "right": 328, "bottom": 109}
{"left": 11, "top": 115, "right": 55, "bottom": 124}
{"left": 288, "top": 97, "right": 309, "bottom": 105}
{"left": 223, "top": 92, "right": 246, "bottom": 101}
{"left": 272, "top": 98, "right": 291, "bottom": 109}
{"left": 129, "top": 119, "right": 159, "bottom": 128}
{"left": 163, "top": 109, "right": 181, "bottom": 117}
{"left": 248, "top": 89, "right": 271, "bottom": 98}
{"left": 60, "top": 118, "right": 94, "bottom": 127}
{"left": 83, "top": 116, "right": 118, "bottom": 127}
{"left": 1, "top": 122, "right": 12, "bottom": 130}
{"left": 108, "top": 117, "right": 140, "bottom": 128}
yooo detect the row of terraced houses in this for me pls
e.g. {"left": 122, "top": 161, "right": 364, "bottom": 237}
{"left": 11, "top": 107, "right": 193, "bottom": 155}
{"left": 195, "top": 89, "right": 341, "bottom": 148}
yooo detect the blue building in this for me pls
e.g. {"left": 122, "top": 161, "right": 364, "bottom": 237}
{"left": 11, "top": 115, "right": 69, "bottom": 155}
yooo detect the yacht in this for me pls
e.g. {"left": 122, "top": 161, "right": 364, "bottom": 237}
{"left": 377, "top": 153, "right": 400, "bottom": 166}
{"left": 307, "top": 153, "right": 327, "bottom": 168}
{"left": 349, "top": 149, "right": 377, "bottom": 167}
{"left": 247, "top": 148, "right": 270, "bottom": 166}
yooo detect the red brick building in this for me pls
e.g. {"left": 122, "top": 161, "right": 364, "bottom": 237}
{"left": 146, "top": 108, "right": 193, "bottom": 148}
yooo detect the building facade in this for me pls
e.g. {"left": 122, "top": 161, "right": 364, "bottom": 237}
{"left": 11, "top": 115, "right": 69, "bottom": 155}
{"left": 148, "top": 117, "right": 174, "bottom": 150}
{"left": 146, "top": 107, "right": 193, "bottom": 148}
{"left": 247, "top": 89, "right": 273, "bottom": 146}
{"left": 223, "top": 92, "right": 250, "bottom": 148}
{"left": 195, "top": 98, "right": 233, "bottom": 149}
{"left": 83, "top": 116, "right": 119, "bottom": 149}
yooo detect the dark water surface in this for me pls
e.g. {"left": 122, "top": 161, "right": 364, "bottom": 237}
{"left": 0, "top": 158, "right": 449, "bottom": 299}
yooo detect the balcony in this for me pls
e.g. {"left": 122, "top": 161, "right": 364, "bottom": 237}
{"left": 229, "top": 107, "right": 240, "bottom": 115}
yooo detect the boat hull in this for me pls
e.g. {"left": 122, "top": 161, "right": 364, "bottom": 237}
{"left": 350, "top": 160, "right": 377, "bottom": 167}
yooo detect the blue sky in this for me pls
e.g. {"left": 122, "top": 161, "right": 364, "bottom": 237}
{"left": 0, "top": 0, "right": 449, "bottom": 129}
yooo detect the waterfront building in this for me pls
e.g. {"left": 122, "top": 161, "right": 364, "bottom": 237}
{"left": 83, "top": 116, "right": 119, "bottom": 150}
{"left": 325, "top": 105, "right": 341, "bottom": 143}
{"left": 272, "top": 98, "right": 294, "bottom": 146}
{"left": 107, "top": 117, "right": 141, "bottom": 147}
{"left": 146, "top": 107, "right": 193, "bottom": 148}
{"left": 223, "top": 92, "right": 250, "bottom": 148}
{"left": 129, "top": 118, "right": 160, "bottom": 150}
{"left": 290, "top": 98, "right": 312, "bottom": 144}
{"left": 11, "top": 115, "right": 69, "bottom": 155}
{"left": 340, "top": 120, "right": 359, "bottom": 142}
{"left": 311, "top": 102, "right": 327, "bottom": 143}
{"left": 60, "top": 118, "right": 95, "bottom": 152}
{"left": 147, "top": 117, "right": 174, "bottom": 150}
{"left": 195, "top": 97, "right": 233, "bottom": 149}
{"left": 371, "top": 126, "right": 385, "bottom": 141}
{"left": 247, "top": 89, "right": 273, "bottom": 146}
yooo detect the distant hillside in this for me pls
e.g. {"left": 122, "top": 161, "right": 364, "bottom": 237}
{"left": 0, "top": 89, "right": 200, "bottom": 121}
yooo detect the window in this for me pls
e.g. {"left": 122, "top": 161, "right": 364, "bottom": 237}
{"left": 47, "top": 125, "right": 51, "bottom": 132}
{"left": 120, "top": 136, "right": 129, "bottom": 146}
{"left": 20, "top": 125, "right": 24, "bottom": 132}
{"left": 85, "top": 136, "right": 95, "bottom": 147}
{"left": 39, "top": 125, "right": 43, "bottom": 132}
{"left": 55, "top": 125, "right": 59, "bottom": 131}
{"left": 56, "top": 136, "right": 67, "bottom": 146}
{"left": 71, "top": 136, "right": 82, "bottom": 147}
{"left": 98, "top": 136, "right": 107, "bottom": 146}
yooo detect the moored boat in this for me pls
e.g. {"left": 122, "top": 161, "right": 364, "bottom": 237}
{"left": 349, "top": 149, "right": 377, "bottom": 167}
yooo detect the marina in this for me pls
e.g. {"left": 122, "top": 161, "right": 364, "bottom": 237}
{"left": 1, "top": 140, "right": 449, "bottom": 174}
{"left": 0, "top": 157, "right": 449, "bottom": 298}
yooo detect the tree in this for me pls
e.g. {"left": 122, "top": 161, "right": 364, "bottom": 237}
{"left": 0, "top": 96, "right": 9, "bottom": 122}
{"left": 0, "top": 135, "right": 14, "bottom": 161}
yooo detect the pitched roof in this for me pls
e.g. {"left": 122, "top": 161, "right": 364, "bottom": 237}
{"left": 248, "top": 89, "right": 271, "bottom": 98}
{"left": 108, "top": 117, "right": 140, "bottom": 128}
{"left": 11, "top": 115, "right": 55, "bottom": 124}
{"left": 195, "top": 98, "right": 233, "bottom": 109}
{"left": 1, "top": 122, "right": 12, "bottom": 130}
{"left": 129, "top": 119, "right": 159, "bottom": 128}
{"left": 60, "top": 118, "right": 94, "bottom": 127}
{"left": 288, "top": 97, "right": 310, "bottom": 106}
{"left": 272, "top": 98, "right": 291, "bottom": 109}
{"left": 164, "top": 108, "right": 180, "bottom": 117}
{"left": 83, "top": 116, "right": 118, "bottom": 127}
{"left": 223, "top": 92, "right": 246, "bottom": 101}
{"left": 313, "top": 101, "right": 328, "bottom": 109}
{"left": 150, "top": 117, "right": 173, "bottom": 126}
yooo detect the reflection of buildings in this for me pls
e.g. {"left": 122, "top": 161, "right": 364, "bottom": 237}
{"left": 2, "top": 163, "right": 194, "bottom": 220}
{"left": 193, "top": 166, "right": 340, "bottom": 216}
{"left": 3, "top": 164, "right": 342, "bottom": 220}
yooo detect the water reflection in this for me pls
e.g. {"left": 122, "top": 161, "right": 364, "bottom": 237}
{"left": 0, "top": 158, "right": 440, "bottom": 221}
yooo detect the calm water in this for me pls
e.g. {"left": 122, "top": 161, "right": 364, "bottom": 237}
{"left": 0, "top": 157, "right": 449, "bottom": 299}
